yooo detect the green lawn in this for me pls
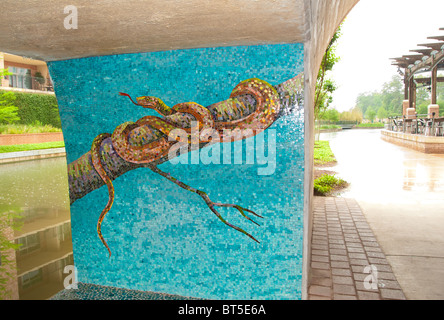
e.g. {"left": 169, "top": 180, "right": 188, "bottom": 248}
{"left": 0, "top": 141, "right": 65, "bottom": 153}
{"left": 355, "top": 123, "right": 384, "bottom": 128}
{"left": 319, "top": 124, "right": 341, "bottom": 130}
{"left": 0, "top": 123, "right": 61, "bottom": 134}
{"left": 314, "top": 140, "right": 337, "bottom": 165}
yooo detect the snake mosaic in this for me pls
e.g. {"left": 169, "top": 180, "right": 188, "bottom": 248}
{"left": 67, "top": 76, "right": 303, "bottom": 257}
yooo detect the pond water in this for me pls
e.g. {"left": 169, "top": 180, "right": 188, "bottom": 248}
{"left": 0, "top": 156, "right": 72, "bottom": 300}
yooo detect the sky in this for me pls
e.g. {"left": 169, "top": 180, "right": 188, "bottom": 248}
{"left": 330, "top": 0, "right": 444, "bottom": 112}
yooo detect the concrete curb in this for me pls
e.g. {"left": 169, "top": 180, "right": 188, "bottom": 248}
{"left": 0, "top": 147, "right": 66, "bottom": 164}
{"left": 381, "top": 129, "right": 444, "bottom": 153}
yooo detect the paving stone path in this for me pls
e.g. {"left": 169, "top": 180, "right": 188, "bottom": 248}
{"left": 309, "top": 197, "right": 406, "bottom": 300}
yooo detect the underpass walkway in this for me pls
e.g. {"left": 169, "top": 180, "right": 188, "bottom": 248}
{"left": 308, "top": 197, "right": 406, "bottom": 300}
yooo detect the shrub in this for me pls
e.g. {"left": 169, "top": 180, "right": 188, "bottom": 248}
{"left": 0, "top": 90, "right": 20, "bottom": 124}
{"left": 314, "top": 174, "right": 347, "bottom": 196}
{"left": 0, "top": 90, "right": 61, "bottom": 128}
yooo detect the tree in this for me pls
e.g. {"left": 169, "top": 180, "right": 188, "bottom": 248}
{"left": 356, "top": 75, "right": 404, "bottom": 118}
{"left": 321, "top": 108, "right": 340, "bottom": 122}
{"left": 314, "top": 23, "right": 342, "bottom": 122}
{"left": 365, "top": 108, "right": 376, "bottom": 123}
{"left": 0, "top": 68, "right": 20, "bottom": 124}
{"left": 340, "top": 107, "right": 362, "bottom": 122}
{"left": 356, "top": 91, "right": 381, "bottom": 117}
{"left": 376, "top": 106, "right": 387, "bottom": 121}
{"left": 380, "top": 75, "right": 403, "bottom": 116}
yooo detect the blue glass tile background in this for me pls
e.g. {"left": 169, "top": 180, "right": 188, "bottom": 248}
{"left": 48, "top": 43, "right": 305, "bottom": 299}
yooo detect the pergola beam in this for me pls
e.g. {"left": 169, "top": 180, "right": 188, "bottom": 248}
{"left": 428, "top": 35, "right": 444, "bottom": 41}
{"left": 393, "top": 28, "right": 444, "bottom": 113}
{"left": 410, "top": 48, "right": 433, "bottom": 55}
{"left": 418, "top": 42, "right": 444, "bottom": 51}
{"left": 413, "top": 76, "right": 444, "bottom": 84}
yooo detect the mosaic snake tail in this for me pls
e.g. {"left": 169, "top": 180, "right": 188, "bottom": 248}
{"left": 91, "top": 133, "right": 114, "bottom": 257}
{"left": 149, "top": 165, "right": 263, "bottom": 243}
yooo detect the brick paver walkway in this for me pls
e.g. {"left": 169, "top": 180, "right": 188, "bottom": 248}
{"left": 309, "top": 197, "right": 406, "bottom": 300}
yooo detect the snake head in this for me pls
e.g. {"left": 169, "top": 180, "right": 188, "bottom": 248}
{"left": 136, "top": 96, "right": 173, "bottom": 116}
{"left": 118, "top": 92, "right": 162, "bottom": 110}
{"left": 136, "top": 96, "right": 158, "bottom": 108}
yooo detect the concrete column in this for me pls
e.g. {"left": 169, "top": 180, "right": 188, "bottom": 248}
{"left": 409, "top": 77, "right": 417, "bottom": 109}
{"left": 0, "top": 52, "right": 8, "bottom": 87}
{"left": 404, "top": 76, "right": 409, "bottom": 100}
{"left": 428, "top": 104, "right": 440, "bottom": 117}
{"left": 402, "top": 100, "right": 410, "bottom": 116}
{"left": 303, "top": 0, "right": 360, "bottom": 300}
{"left": 406, "top": 108, "right": 416, "bottom": 119}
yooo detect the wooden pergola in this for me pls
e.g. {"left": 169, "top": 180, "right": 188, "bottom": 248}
{"left": 391, "top": 27, "right": 444, "bottom": 111}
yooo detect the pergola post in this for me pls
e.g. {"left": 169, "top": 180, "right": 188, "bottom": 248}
{"left": 404, "top": 75, "right": 409, "bottom": 100}
{"left": 409, "top": 77, "right": 416, "bottom": 109}
{"left": 431, "top": 64, "right": 438, "bottom": 105}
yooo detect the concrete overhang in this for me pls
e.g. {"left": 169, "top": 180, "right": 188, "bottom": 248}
{"left": 2, "top": 52, "right": 47, "bottom": 66}
{"left": 0, "top": 0, "right": 306, "bottom": 61}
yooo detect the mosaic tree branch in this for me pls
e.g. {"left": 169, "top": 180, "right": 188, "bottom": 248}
{"left": 68, "top": 75, "right": 302, "bottom": 205}
{"left": 67, "top": 75, "right": 303, "bottom": 256}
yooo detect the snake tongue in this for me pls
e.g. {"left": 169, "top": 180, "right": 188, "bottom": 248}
{"left": 119, "top": 92, "right": 140, "bottom": 106}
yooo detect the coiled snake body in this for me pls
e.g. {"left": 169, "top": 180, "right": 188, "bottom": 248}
{"left": 90, "top": 78, "right": 280, "bottom": 257}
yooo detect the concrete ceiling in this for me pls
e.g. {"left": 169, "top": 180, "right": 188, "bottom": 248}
{"left": 0, "top": 0, "right": 306, "bottom": 61}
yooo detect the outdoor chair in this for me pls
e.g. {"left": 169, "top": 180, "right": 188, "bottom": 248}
{"left": 435, "top": 122, "right": 444, "bottom": 136}
{"left": 425, "top": 119, "right": 434, "bottom": 136}
{"left": 392, "top": 119, "right": 402, "bottom": 132}
{"left": 416, "top": 118, "right": 426, "bottom": 135}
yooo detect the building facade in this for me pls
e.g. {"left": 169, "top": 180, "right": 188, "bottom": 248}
{"left": 1, "top": 52, "right": 53, "bottom": 93}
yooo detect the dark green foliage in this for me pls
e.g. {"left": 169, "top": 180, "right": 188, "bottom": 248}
{"left": 0, "top": 90, "right": 61, "bottom": 128}
{"left": 0, "top": 68, "right": 20, "bottom": 124}
{"left": 0, "top": 90, "right": 20, "bottom": 124}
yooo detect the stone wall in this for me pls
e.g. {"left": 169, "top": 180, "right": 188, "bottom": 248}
{"left": 0, "top": 132, "right": 63, "bottom": 146}
{"left": 381, "top": 129, "right": 444, "bottom": 154}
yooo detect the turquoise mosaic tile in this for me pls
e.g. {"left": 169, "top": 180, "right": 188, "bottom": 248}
{"left": 48, "top": 43, "right": 305, "bottom": 300}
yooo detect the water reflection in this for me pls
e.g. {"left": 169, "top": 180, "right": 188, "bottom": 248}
{"left": 320, "top": 129, "right": 444, "bottom": 204}
{"left": 0, "top": 157, "right": 72, "bottom": 300}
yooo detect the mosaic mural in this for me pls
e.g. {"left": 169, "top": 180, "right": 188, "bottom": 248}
{"left": 48, "top": 43, "right": 305, "bottom": 299}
